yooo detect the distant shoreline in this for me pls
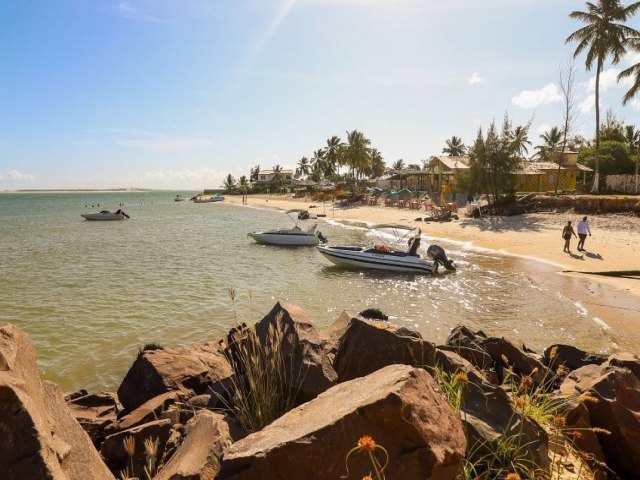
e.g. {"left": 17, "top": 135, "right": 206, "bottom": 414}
{"left": 2, "top": 188, "right": 168, "bottom": 193}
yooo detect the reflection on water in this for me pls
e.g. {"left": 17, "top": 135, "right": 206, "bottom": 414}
{"left": 0, "top": 192, "right": 631, "bottom": 392}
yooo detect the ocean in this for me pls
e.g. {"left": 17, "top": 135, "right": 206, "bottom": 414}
{"left": 0, "top": 191, "right": 626, "bottom": 392}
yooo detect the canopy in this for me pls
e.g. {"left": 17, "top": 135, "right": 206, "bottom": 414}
{"left": 369, "top": 223, "right": 416, "bottom": 231}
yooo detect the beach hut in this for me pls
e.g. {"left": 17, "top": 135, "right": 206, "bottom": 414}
{"left": 427, "top": 156, "right": 470, "bottom": 193}
{"left": 514, "top": 153, "right": 592, "bottom": 192}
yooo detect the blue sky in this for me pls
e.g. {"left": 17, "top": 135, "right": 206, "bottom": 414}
{"left": 2, "top": 0, "right": 640, "bottom": 190}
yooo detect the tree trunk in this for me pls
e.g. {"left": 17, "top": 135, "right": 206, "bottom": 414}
{"left": 591, "top": 59, "right": 602, "bottom": 194}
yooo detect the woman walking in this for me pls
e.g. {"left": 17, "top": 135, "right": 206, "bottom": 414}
{"left": 562, "top": 220, "right": 577, "bottom": 253}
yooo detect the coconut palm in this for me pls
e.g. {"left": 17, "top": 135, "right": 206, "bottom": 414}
{"left": 566, "top": 0, "right": 640, "bottom": 192}
{"left": 343, "top": 130, "right": 372, "bottom": 187}
{"left": 625, "top": 124, "right": 640, "bottom": 192}
{"left": 442, "top": 136, "right": 466, "bottom": 156}
{"left": 239, "top": 175, "right": 249, "bottom": 190}
{"left": 325, "top": 136, "right": 343, "bottom": 175}
{"left": 510, "top": 124, "right": 532, "bottom": 158}
{"left": 392, "top": 159, "right": 405, "bottom": 171}
{"left": 311, "top": 149, "right": 326, "bottom": 176}
{"left": 250, "top": 165, "right": 260, "bottom": 183}
{"left": 367, "top": 148, "right": 386, "bottom": 178}
{"left": 222, "top": 174, "right": 237, "bottom": 193}
{"left": 296, "top": 157, "right": 311, "bottom": 179}
{"left": 535, "top": 127, "right": 564, "bottom": 162}
{"left": 270, "top": 164, "right": 284, "bottom": 190}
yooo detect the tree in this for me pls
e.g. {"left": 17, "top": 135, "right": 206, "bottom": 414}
{"left": 600, "top": 109, "right": 626, "bottom": 142}
{"left": 535, "top": 127, "right": 564, "bottom": 161}
{"left": 442, "top": 136, "right": 466, "bottom": 156}
{"left": 343, "top": 130, "right": 372, "bottom": 189}
{"left": 311, "top": 149, "right": 327, "bottom": 177}
{"left": 270, "top": 164, "right": 285, "bottom": 190}
{"left": 578, "top": 140, "right": 634, "bottom": 174}
{"left": 250, "top": 165, "right": 260, "bottom": 183}
{"left": 296, "top": 157, "right": 310, "bottom": 179}
{"left": 618, "top": 35, "right": 640, "bottom": 103}
{"left": 566, "top": 0, "right": 640, "bottom": 193}
{"left": 367, "top": 148, "right": 386, "bottom": 178}
{"left": 406, "top": 163, "right": 421, "bottom": 170}
{"left": 392, "top": 159, "right": 405, "bottom": 170}
{"left": 555, "top": 59, "right": 579, "bottom": 193}
{"left": 325, "top": 136, "right": 343, "bottom": 176}
{"left": 625, "top": 124, "right": 640, "bottom": 192}
{"left": 510, "top": 124, "right": 532, "bottom": 158}
{"left": 222, "top": 174, "right": 237, "bottom": 193}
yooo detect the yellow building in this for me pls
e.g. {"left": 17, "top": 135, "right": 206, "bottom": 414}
{"left": 515, "top": 152, "right": 592, "bottom": 192}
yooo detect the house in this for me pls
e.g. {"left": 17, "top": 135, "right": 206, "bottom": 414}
{"left": 427, "top": 156, "right": 470, "bottom": 192}
{"left": 255, "top": 169, "right": 294, "bottom": 185}
{"left": 515, "top": 152, "right": 592, "bottom": 192}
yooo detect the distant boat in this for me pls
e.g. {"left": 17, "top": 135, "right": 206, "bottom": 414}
{"left": 174, "top": 195, "right": 186, "bottom": 202}
{"left": 247, "top": 209, "right": 327, "bottom": 246}
{"left": 81, "top": 209, "right": 129, "bottom": 221}
{"left": 192, "top": 194, "right": 225, "bottom": 203}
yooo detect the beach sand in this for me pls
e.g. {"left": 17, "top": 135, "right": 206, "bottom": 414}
{"left": 226, "top": 194, "right": 640, "bottom": 342}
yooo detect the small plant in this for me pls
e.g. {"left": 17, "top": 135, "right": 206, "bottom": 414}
{"left": 432, "top": 367, "right": 468, "bottom": 413}
{"left": 136, "top": 343, "right": 164, "bottom": 360}
{"left": 344, "top": 435, "right": 389, "bottom": 480}
{"left": 358, "top": 308, "right": 388, "bottom": 321}
{"left": 143, "top": 436, "right": 160, "bottom": 479}
{"left": 122, "top": 436, "right": 136, "bottom": 479}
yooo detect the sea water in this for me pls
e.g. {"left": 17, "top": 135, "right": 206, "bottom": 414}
{"left": 0, "top": 191, "right": 629, "bottom": 391}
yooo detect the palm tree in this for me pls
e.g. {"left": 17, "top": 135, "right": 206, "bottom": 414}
{"left": 442, "top": 136, "right": 466, "bottom": 156}
{"left": 625, "top": 124, "right": 640, "bottom": 193}
{"left": 296, "top": 157, "right": 311, "bottom": 179}
{"left": 367, "top": 148, "right": 386, "bottom": 178}
{"left": 270, "top": 164, "right": 284, "bottom": 190}
{"left": 222, "top": 174, "right": 237, "bottom": 193}
{"left": 343, "top": 130, "right": 371, "bottom": 189}
{"left": 392, "top": 159, "right": 405, "bottom": 171}
{"left": 311, "top": 149, "right": 326, "bottom": 176}
{"left": 239, "top": 175, "right": 249, "bottom": 190}
{"left": 619, "top": 35, "right": 640, "bottom": 103}
{"left": 250, "top": 165, "right": 260, "bottom": 183}
{"left": 510, "top": 125, "right": 532, "bottom": 158}
{"left": 325, "top": 136, "right": 343, "bottom": 175}
{"left": 566, "top": 0, "right": 640, "bottom": 193}
{"left": 536, "top": 127, "right": 564, "bottom": 162}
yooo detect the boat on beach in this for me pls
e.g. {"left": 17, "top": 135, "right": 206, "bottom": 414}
{"left": 316, "top": 224, "right": 455, "bottom": 273}
{"left": 247, "top": 209, "right": 328, "bottom": 246}
{"left": 81, "top": 209, "right": 130, "bottom": 221}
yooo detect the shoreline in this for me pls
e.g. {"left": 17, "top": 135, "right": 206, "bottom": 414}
{"left": 225, "top": 194, "right": 640, "bottom": 349}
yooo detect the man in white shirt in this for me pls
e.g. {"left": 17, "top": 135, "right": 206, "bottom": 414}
{"left": 576, "top": 216, "right": 591, "bottom": 251}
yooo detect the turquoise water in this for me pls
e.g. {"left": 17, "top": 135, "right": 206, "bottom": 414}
{"left": 0, "top": 191, "right": 628, "bottom": 392}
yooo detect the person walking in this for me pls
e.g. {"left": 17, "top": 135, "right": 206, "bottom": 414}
{"left": 576, "top": 216, "right": 591, "bottom": 251}
{"left": 562, "top": 220, "right": 577, "bottom": 253}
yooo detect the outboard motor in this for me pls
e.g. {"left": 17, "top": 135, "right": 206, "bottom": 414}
{"left": 298, "top": 210, "right": 310, "bottom": 220}
{"left": 427, "top": 244, "right": 456, "bottom": 271}
{"left": 316, "top": 231, "right": 328, "bottom": 244}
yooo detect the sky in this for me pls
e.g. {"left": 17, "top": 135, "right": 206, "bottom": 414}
{"left": 3, "top": 0, "right": 640, "bottom": 190}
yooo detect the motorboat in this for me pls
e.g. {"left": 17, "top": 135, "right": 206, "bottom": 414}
{"left": 81, "top": 209, "right": 130, "bottom": 221}
{"left": 174, "top": 195, "right": 186, "bottom": 202}
{"left": 316, "top": 224, "right": 455, "bottom": 273}
{"left": 192, "top": 194, "right": 225, "bottom": 203}
{"left": 247, "top": 209, "right": 328, "bottom": 246}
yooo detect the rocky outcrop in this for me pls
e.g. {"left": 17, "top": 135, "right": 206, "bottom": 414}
{"left": 218, "top": 364, "right": 466, "bottom": 480}
{"left": 117, "top": 344, "right": 233, "bottom": 412}
{"left": 155, "top": 411, "right": 235, "bottom": 480}
{"left": 318, "top": 309, "right": 354, "bottom": 361}
{"left": 65, "top": 391, "right": 120, "bottom": 446}
{"left": 542, "top": 344, "right": 607, "bottom": 371}
{"left": 0, "top": 323, "right": 113, "bottom": 480}
{"left": 107, "top": 391, "right": 179, "bottom": 434}
{"left": 334, "top": 317, "right": 436, "bottom": 382}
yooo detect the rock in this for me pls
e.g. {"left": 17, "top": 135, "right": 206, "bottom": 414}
{"left": 560, "top": 364, "right": 640, "bottom": 477}
{"left": 434, "top": 348, "right": 485, "bottom": 384}
{"left": 317, "top": 309, "right": 354, "bottom": 361}
{"left": 101, "top": 418, "right": 173, "bottom": 478}
{"left": 155, "top": 411, "right": 234, "bottom": 480}
{"left": 238, "top": 301, "right": 338, "bottom": 403}
{"left": 43, "top": 382, "right": 115, "bottom": 479}
{"left": 334, "top": 317, "right": 436, "bottom": 382}
{"left": 542, "top": 344, "right": 607, "bottom": 371}
{"left": 605, "top": 352, "right": 640, "bottom": 380}
{"left": 444, "top": 326, "right": 494, "bottom": 371}
{"left": 106, "top": 391, "right": 179, "bottom": 434}
{"left": 218, "top": 364, "right": 466, "bottom": 480}
{"left": 117, "top": 344, "right": 233, "bottom": 412}
{"left": 0, "top": 323, "right": 114, "bottom": 479}
{"left": 65, "top": 391, "right": 120, "bottom": 446}
{"left": 480, "top": 337, "right": 548, "bottom": 385}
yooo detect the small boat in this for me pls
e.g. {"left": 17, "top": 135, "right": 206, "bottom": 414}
{"left": 192, "top": 194, "right": 225, "bottom": 203}
{"left": 81, "top": 209, "right": 130, "bottom": 221}
{"left": 174, "top": 195, "right": 186, "bottom": 202}
{"left": 316, "top": 224, "right": 455, "bottom": 273}
{"left": 247, "top": 209, "right": 328, "bottom": 246}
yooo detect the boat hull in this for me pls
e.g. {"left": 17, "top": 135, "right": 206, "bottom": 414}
{"left": 248, "top": 231, "right": 320, "bottom": 246}
{"left": 81, "top": 213, "right": 127, "bottom": 221}
{"left": 316, "top": 246, "right": 436, "bottom": 273}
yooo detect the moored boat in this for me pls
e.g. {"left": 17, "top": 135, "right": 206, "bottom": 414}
{"left": 81, "top": 209, "right": 130, "bottom": 221}
{"left": 247, "top": 209, "right": 327, "bottom": 246}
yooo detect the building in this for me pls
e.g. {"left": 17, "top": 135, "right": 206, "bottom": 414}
{"left": 427, "top": 156, "right": 470, "bottom": 192}
{"left": 255, "top": 169, "right": 294, "bottom": 185}
{"left": 514, "top": 152, "right": 592, "bottom": 192}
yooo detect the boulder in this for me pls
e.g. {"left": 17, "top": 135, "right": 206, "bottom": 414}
{"left": 480, "top": 337, "right": 548, "bottom": 385}
{"left": 233, "top": 301, "right": 337, "bottom": 403}
{"left": 218, "top": 364, "right": 466, "bottom": 480}
{"left": 155, "top": 411, "right": 234, "bottom": 480}
{"left": 334, "top": 318, "right": 436, "bottom": 382}
{"left": 106, "top": 391, "right": 179, "bottom": 434}
{"left": 444, "top": 326, "right": 494, "bottom": 371}
{"left": 560, "top": 364, "right": 640, "bottom": 476}
{"left": 0, "top": 323, "right": 114, "bottom": 479}
{"left": 605, "top": 352, "right": 640, "bottom": 380}
{"left": 317, "top": 309, "right": 354, "bottom": 361}
{"left": 117, "top": 344, "right": 233, "bottom": 412}
{"left": 65, "top": 391, "right": 120, "bottom": 446}
{"left": 542, "top": 344, "right": 607, "bottom": 371}
{"left": 101, "top": 418, "right": 173, "bottom": 478}
{"left": 43, "top": 382, "right": 115, "bottom": 479}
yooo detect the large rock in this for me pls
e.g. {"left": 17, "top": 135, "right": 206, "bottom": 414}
{"left": 445, "top": 326, "right": 494, "bottom": 370}
{"left": 218, "top": 364, "right": 466, "bottom": 480}
{"left": 317, "top": 309, "right": 354, "bottom": 361}
{"left": 0, "top": 323, "right": 113, "bottom": 479}
{"left": 117, "top": 344, "right": 233, "bottom": 412}
{"left": 234, "top": 301, "right": 337, "bottom": 403}
{"left": 107, "top": 391, "right": 179, "bottom": 434}
{"left": 480, "top": 337, "right": 548, "bottom": 385}
{"left": 155, "top": 411, "right": 234, "bottom": 480}
{"left": 542, "top": 344, "right": 607, "bottom": 371}
{"left": 65, "top": 391, "right": 120, "bottom": 446}
{"left": 334, "top": 318, "right": 436, "bottom": 382}
{"left": 605, "top": 352, "right": 640, "bottom": 380}
{"left": 560, "top": 363, "right": 640, "bottom": 477}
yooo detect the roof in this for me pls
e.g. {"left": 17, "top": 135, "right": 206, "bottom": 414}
{"left": 516, "top": 161, "right": 593, "bottom": 174}
{"left": 258, "top": 169, "right": 294, "bottom": 175}
{"left": 429, "top": 156, "right": 470, "bottom": 170}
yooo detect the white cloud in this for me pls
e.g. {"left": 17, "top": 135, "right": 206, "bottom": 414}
{"left": 586, "top": 68, "right": 633, "bottom": 92}
{"left": 115, "top": 136, "right": 214, "bottom": 152}
{"left": 536, "top": 123, "right": 552, "bottom": 135}
{"left": 624, "top": 50, "right": 640, "bottom": 66}
{"left": 631, "top": 99, "right": 640, "bottom": 112}
{"left": 511, "top": 83, "right": 562, "bottom": 109}
{"left": 579, "top": 94, "right": 596, "bottom": 114}
{"left": 467, "top": 72, "right": 486, "bottom": 85}
{"left": 121, "top": 168, "right": 229, "bottom": 189}
{"left": 0, "top": 170, "right": 35, "bottom": 182}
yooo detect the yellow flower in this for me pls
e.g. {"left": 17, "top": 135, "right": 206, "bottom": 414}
{"left": 506, "top": 473, "right": 521, "bottom": 480}
{"left": 553, "top": 413, "right": 566, "bottom": 429}
{"left": 454, "top": 372, "right": 469, "bottom": 385}
{"left": 549, "top": 346, "right": 558, "bottom": 361}
{"left": 556, "top": 365, "right": 567, "bottom": 376}
{"left": 362, "top": 476, "right": 374, "bottom": 480}
{"left": 578, "top": 393, "right": 599, "bottom": 404}
{"left": 520, "top": 375, "right": 534, "bottom": 390}
{"left": 358, "top": 436, "right": 376, "bottom": 452}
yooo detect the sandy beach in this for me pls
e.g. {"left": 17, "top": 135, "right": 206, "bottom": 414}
{"left": 226, "top": 194, "right": 640, "bottom": 342}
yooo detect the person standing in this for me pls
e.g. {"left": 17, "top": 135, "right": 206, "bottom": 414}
{"left": 562, "top": 220, "right": 577, "bottom": 253}
{"left": 576, "top": 216, "right": 591, "bottom": 251}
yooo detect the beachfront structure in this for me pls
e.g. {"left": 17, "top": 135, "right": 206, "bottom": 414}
{"left": 255, "top": 169, "right": 294, "bottom": 185}
{"left": 514, "top": 152, "right": 592, "bottom": 192}
{"left": 427, "top": 156, "right": 470, "bottom": 193}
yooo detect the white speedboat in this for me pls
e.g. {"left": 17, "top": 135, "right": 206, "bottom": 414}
{"left": 247, "top": 209, "right": 327, "bottom": 246}
{"left": 81, "top": 210, "right": 129, "bottom": 221}
{"left": 316, "top": 224, "right": 455, "bottom": 273}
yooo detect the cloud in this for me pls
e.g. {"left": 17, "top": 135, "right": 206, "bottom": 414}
{"left": 121, "top": 168, "right": 230, "bottom": 189}
{"left": 586, "top": 68, "right": 633, "bottom": 92}
{"left": 0, "top": 170, "right": 35, "bottom": 182}
{"left": 631, "top": 99, "right": 640, "bottom": 112}
{"left": 467, "top": 72, "right": 486, "bottom": 85}
{"left": 624, "top": 50, "right": 640, "bottom": 66}
{"left": 511, "top": 83, "right": 562, "bottom": 109}
{"left": 114, "top": 1, "right": 164, "bottom": 22}
{"left": 579, "top": 94, "right": 596, "bottom": 114}
{"left": 536, "top": 123, "right": 552, "bottom": 135}
{"left": 115, "top": 136, "right": 214, "bottom": 152}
